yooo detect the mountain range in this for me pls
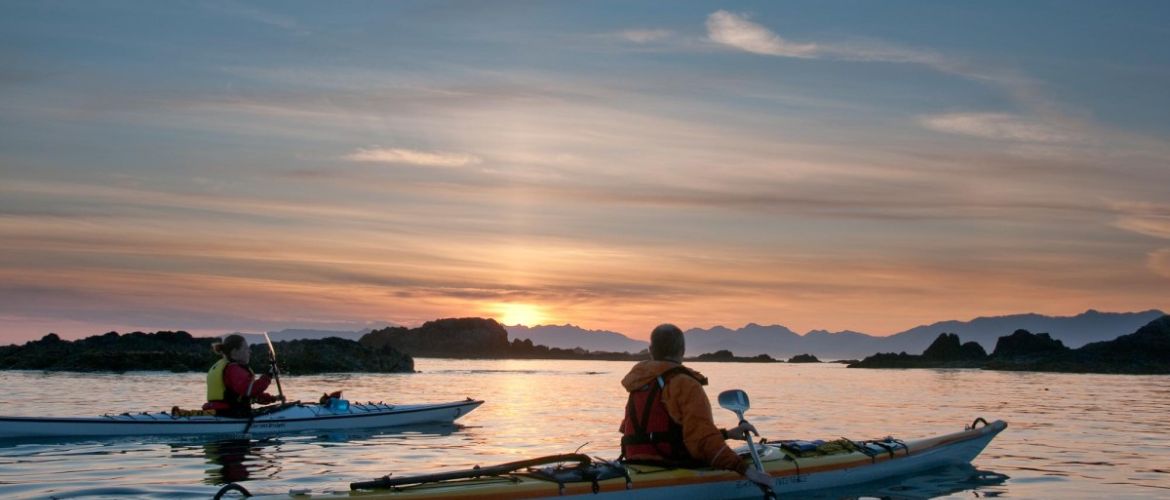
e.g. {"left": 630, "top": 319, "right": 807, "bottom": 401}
{"left": 506, "top": 310, "right": 1166, "bottom": 360}
{"left": 504, "top": 324, "right": 648, "bottom": 354}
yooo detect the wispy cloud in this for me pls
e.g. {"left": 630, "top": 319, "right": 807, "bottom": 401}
{"left": 704, "top": 10, "right": 952, "bottom": 67}
{"left": 344, "top": 147, "right": 482, "bottom": 168}
{"left": 700, "top": 10, "right": 1077, "bottom": 138}
{"left": 204, "top": 0, "right": 303, "bottom": 32}
{"left": 1151, "top": 248, "right": 1170, "bottom": 278}
{"left": 618, "top": 29, "right": 673, "bottom": 44}
{"left": 1114, "top": 210, "right": 1170, "bottom": 240}
{"left": 705, "top": 11, "right": 817, "bottom": 58}
{"left": 919, "top": 112, "right": 1083, "bottom": 144}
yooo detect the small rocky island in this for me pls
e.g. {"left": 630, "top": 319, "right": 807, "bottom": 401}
{"left": 787, "top": 354, "right": 822, "bottom": 363}
{"left": 0, "top": 330, "right": 414, "bottom": 374}
{"left": 361, "top": 318, "right": 644, "bottom": 360}
{"left": 688, "top": 350, "right": 779, "bottom": 362}
{"left": 849, "top": 315, "right": 1170, "bottom": 374}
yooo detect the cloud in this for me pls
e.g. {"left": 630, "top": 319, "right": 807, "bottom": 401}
{"left": 344, "top": 147, "right": 482, "bottom": 168}
{"left": 1150, "top": 249, "right": 1170, "bottom": 278}
{"left": 619, "top": 29, "right": 672, "bottom": 43}
{"left": 699, "top": 10, "right": 1067, "bottom": 123}
{"left": 1118, "top": 218, "right": 1170, "bottom": 239}
{"left": 919, "top": 112, "right": 1082, "bottom": 143}
{"left": 204, "top": 1, "right": 302, "bottom": 32}
{"left": 705, "top": 11, "right": 818, "bottom": 58}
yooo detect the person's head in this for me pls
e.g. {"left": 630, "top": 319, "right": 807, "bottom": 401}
{"left": 212, "top": 334, "right": 250, "bottom": 364}
{"left": 649, "top": 323, "right": 685, "bottom": 362}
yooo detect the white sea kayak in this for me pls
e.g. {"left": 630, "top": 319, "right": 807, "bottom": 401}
{"left": 234, "top": 418, "right": 1006, "bottom": 499}
{"left": 0, "top": 398, "right": 483, "bottom": 439}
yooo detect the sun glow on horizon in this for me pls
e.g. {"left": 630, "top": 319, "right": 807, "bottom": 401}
{"left": 493, "top": 303, "right": 548, "bottom": 327}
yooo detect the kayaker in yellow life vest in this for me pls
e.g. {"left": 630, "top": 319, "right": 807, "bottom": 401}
{"left": 202, "top": 334, "right": 282, "bottom": 417}
{"left": 619, "top": 324, "right": 773, "bottom": 488}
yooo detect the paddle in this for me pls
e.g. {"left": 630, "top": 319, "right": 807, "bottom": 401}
{"left": 351, "top": 453, "right": 592, "bottom": 490}
{"left": 261, "top": 332, "right": 286, "bottom": 403}
{"left": 718, "top": 389, "right": 777, "bottom": 500}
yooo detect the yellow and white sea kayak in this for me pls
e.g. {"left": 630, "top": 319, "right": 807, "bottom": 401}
{"left": 231, "top": 418, "right": 1006, "bottom": 500}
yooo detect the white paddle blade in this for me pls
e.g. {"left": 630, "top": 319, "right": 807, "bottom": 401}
{"left": 717, "top": 389, "right": 751, "bottom": 414}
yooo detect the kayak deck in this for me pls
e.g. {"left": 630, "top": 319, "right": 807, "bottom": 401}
{"left": 0, "top": 398, "right": 483, "bottom": 439}
{"left": 242, "top": 418, "right": 1007, "bottom": 499}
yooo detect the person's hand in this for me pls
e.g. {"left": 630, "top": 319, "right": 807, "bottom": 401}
{"left": 744, "top": 467, "right": 773, "bottom": 489}
{"left": 725, "top": 421, "right": 759, "bottom": 441}
{"left": 256, "top": 394, "right": 277, "bottom": 404}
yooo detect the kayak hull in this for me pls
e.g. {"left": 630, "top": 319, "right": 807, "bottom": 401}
{"left": 250, "top": 419, "right": 1006, "bottom": 499}
{"left": 0, "top": 399, "right": 483, "bottom": 439}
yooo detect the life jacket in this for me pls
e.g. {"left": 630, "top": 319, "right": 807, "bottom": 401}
{"left": 206, "top": 359, "right": 254, "bottom": 417}
{"left": 619, "top": 366, "right": 700, "bottom": 462}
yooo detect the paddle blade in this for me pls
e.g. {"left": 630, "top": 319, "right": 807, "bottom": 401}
{"left": 717, "top": 389, "right": 751, "bottom": 414}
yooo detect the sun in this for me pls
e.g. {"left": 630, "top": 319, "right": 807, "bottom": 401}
{"left": 495, "top": 303, "right": 547, "bottom": 327}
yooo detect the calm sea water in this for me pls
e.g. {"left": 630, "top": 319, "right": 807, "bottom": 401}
{"left": 0, "top": 360, "right": 1167, "bottom": 499}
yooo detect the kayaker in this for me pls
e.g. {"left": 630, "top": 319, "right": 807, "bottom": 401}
{"left": 203, "top": 334, "right": 282, "bottom": 417}
{"left": 620, "top": 323, "right": 773, "bottom": 488}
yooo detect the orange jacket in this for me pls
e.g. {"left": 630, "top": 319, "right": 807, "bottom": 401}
{"left": 621, "top": 360, "right": 746, "bottom": 474}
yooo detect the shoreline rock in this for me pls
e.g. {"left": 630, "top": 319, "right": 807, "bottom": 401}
{"left": 848, "top": 315, "right": 1170, "bottom": 374}
{"left": 0, "top": 331, "right": 414, "bottom": 374}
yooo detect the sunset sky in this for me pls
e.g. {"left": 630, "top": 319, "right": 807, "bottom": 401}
{"left": 2, "top": 2, "right": 1168, "bottom": 343}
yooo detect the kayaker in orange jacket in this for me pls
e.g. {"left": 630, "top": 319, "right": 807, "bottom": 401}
{"left": 620, "top": 323, "right": 773, "bottom": 488}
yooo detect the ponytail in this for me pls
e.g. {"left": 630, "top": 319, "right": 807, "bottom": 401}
{"left": 212, "top": 334, "right": 247, "bottom": 357}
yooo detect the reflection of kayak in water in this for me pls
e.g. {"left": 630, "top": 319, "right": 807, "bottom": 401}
{"left": 0, "top": 399, "right": 483, "bottom": 439}
{"left": 233, "top": 418, "right": 1006, "bottom": 499}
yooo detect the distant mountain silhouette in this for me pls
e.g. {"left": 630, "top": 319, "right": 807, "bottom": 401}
{"left": 684, "top": 323, "right": 801, "bottom": 358}
{"left": 510, "top": 309, "right": 1165, "bottom": 360}
{"left": 506, "top": 324, "right": 648, "bottom": 353}
{"left": 881, "top": 309, "right": 1166, "bottom": 352}
{"left": 265, "top": 328, "right": 373, "bottom": 342}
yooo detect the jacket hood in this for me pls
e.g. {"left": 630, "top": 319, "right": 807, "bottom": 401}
{"left": 621, "top": 360, "right": 708, "bottom": 390}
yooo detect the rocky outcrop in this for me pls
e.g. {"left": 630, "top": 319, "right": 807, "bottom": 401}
{"left": 849, "top": 333, "right": 987, "bottom": 368}
{"left": 361, "top": 317, "right": 511, "bottom": 357}
{"left": 922, "top": 333, "right": 988, "bottom": 361}
{"left": 851, "top": 316, "right": 1170, "bottom": 374}
{"left": 0, "top": 331, "right": 413, "bottom": 374}
{"left": 787, "top": 354, "right": 821, "bottom": 363}
{"left": 986, "top": 318, "right": 1170, "bottom": 373}
{"left": 689, "top": 350, "right": 779, "bottom": 362}
{"left": 264, "top": 337, "right": 413, "bottom": 373}
{"left": 990, "top": 329, "right": 1068, "bottom": 359}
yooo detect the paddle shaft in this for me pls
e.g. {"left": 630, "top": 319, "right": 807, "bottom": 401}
{"left": 736, "top": 413, "right": 777, "bottom": 500}
{"left": 352, "top": 453, "right": 592, "bottom": 490}
{"left": 262, "top": 333, "right": 285, "bottom": 402}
